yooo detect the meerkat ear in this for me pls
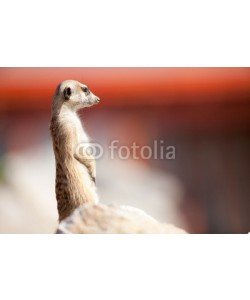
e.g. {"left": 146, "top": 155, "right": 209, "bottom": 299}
{"left": 63, "top": 87, "right": 72, "bottom": 101}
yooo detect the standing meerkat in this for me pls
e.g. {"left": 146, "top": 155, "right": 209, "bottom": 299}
{"left": 50, "top": 80, "right": 100, "bottom": 222}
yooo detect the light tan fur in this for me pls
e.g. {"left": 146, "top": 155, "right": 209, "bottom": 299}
{"left": 50, "top": 80, "right": 100, "bottom": 222}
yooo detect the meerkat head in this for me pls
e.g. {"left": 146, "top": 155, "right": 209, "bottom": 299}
{"left": 52, "top": 80, "right": 100, "bottom": 113}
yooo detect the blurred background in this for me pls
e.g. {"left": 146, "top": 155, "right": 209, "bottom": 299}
{"left": 0, "top": 68, "right": 249, "bottom": 233}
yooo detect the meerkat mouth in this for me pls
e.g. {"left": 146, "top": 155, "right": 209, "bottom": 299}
{"left": 89, "top": 98, "right": 100, "bottom": 105}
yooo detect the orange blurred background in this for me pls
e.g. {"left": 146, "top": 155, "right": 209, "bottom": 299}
{"left": 0, "top": 68, "right": 249, "bottom": 233}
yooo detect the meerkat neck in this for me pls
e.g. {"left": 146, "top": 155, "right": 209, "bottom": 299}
{"left": 52, "top": 105, "right": 78, "bottom": 125}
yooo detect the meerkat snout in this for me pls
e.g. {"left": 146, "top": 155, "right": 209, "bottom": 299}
{"left": 53, "top": 80, "right": 100, "bottom": 112}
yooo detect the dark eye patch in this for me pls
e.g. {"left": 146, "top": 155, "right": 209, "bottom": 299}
{"left": 82, "top": 87, "right": 89, "bottom": 93}
{"left": 63, "top": 87, "right": 72, "bottom": 100}
{"left": 66, "top": 87, "right": 71, "bottom": 96}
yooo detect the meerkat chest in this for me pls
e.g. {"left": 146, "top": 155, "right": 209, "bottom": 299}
{"left": 58, "top": 111, "right": 95, "bottom": 186}
{"left": 63, "top": 111, "right": 92, "bottom": 170}
{"left": 74, "top": 117, "right": 89, "bottom": 145}
{"left": 62, "top": 111, "right": 89, "bottom": 145}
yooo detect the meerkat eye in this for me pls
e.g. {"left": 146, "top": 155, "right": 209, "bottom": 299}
{"left": 82, "top": 87, "right": 89, "bottom": 93}
{"left": 63, "top": 87, "right": 72, "bottom": 101}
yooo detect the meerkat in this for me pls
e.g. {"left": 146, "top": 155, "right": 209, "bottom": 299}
{"left": 50, "top": 80, "right": 100, "bottom": 222}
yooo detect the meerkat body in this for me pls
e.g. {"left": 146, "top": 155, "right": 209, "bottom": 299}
{"left": 50, "top": 80, "right": 100, "bottom": 221}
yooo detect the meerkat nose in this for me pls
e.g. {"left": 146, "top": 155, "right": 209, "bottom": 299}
{"left": 96, "top": 97, "right": 100, "bottom": 103}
